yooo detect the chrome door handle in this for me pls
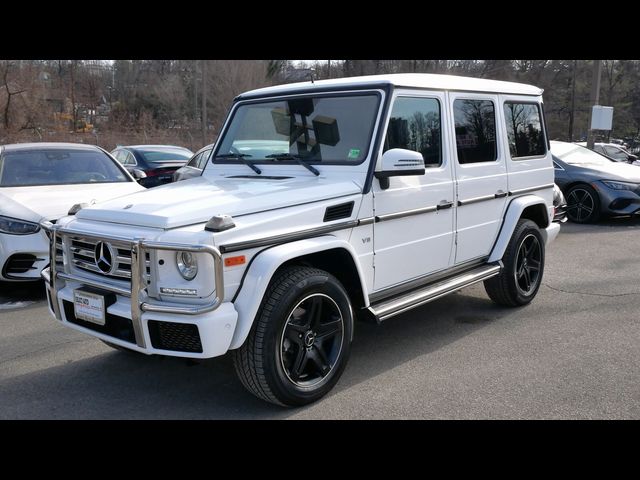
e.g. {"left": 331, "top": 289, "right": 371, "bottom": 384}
{"left": 494, "top": 190, "right": 508, "bottom": 198}
{"left": 437, "top": 200, "right": 454, "bottom": 210}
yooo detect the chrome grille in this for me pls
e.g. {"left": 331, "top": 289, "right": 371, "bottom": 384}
{"left": 67, "top": 235, "right": 150, "bottom": 283}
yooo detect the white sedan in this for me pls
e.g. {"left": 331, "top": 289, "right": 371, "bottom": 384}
{"left": 0, "top": 143, "right": 144, "bottom": 281}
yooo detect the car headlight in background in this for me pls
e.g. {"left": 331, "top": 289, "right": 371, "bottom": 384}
{"left": 176, "top": 251, "right": 198, "bottom": 280}
{"left": 601, "top": 180, "right": 640, "bottom": 191}
{"left": 0, "top": 216, "right": 41, "bottom": 235}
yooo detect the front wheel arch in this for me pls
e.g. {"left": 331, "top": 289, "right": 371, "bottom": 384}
{"left": 229, "top": 238, "right": 369, "bottom": 350}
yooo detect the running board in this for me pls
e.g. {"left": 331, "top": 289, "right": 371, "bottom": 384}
{"left": 368, "top": 263, "right": 501, "bottom": 322}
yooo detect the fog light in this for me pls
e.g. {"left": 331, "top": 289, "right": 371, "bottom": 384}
{"left": 176, "top": 251, "right": 198, "bottom": 280}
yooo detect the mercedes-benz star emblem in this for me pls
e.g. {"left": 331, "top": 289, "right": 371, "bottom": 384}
{"left": 94, "top": 241, "right": 115, "bottom": 274}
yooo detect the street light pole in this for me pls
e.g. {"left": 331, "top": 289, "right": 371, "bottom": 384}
{"left": 201, "top": 60, "right": 207, "bottom": 146}
{"left": 586, "top": 60, "right": 602, "bottom": 149}
{"left": 568, "top": 60, "right": 577, "bottom": 142}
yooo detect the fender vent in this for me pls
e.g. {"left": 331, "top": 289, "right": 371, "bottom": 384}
{"left": 324, "top": 201, "right": 354, "bottom": 222}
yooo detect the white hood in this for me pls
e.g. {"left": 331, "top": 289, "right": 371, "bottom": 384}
{"left": 76, "top": 176, "right": 362, "bottom": 229}
{"left": 0, "top": 182, "right": 144, "bottom": 222}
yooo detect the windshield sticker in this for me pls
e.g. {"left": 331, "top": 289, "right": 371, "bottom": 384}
{"left": 348, "top": 148, "right": 361, "bottom": 159}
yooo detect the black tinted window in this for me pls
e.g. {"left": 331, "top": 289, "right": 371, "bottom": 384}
{"left": 454, "top": 99, "right": 497, "bottom": 164}
{"left": 138, "top": 148, "right": 192, "bottom": 162}
{"left": 384, "top": 97, "right": 441, "bottom": 167}
{"left": 503, "top": 102, "right": 546, "bottom": 158}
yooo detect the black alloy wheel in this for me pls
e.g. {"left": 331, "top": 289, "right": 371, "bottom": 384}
{"left": 566, "top": 185, "right": 600, "bottom": 223}
{"left": 513, "top": 234, "right": 542, "bottom": 296}
{"left": 233, "top": 266, "right": 353, "bottom": 406}
{"left": 280, "top": 293, "right": 344, "bottom": 387}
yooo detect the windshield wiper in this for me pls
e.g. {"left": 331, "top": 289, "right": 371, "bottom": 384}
{"left": 214, "top": 153, "right": 261, "bottom": 175}
{"left": 265, "top": 153, "right": 320, "bottom": 176}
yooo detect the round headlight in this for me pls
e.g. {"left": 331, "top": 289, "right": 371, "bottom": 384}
{"left": 176, "top": 251, "right": 198, "bottom": 280}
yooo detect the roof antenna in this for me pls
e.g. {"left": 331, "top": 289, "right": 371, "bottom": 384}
{"left": 309, "top": 68, "right": 316, "bottom": 84}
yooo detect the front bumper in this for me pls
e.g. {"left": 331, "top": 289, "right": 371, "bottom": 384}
{"left": 42, "top": 225, "right": 236, "bottom": 359}
{"left": 0, "top": 231, "right": 49, "bottom": 281}
{"left": 44, "top": 275, "right": 238, "bottom": 358}
{"left": 595, "top": 184, "right": 640, "bottom": 216}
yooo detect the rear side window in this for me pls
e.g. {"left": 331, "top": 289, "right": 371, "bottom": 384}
{"left": 453, "top": 99, "right": 497, "bottom": 164}
{"left": 384, "top": 97, "right": 442, "bottom": 167}
{"left": 503, "top": 102, "right": 546, "bottom": 158}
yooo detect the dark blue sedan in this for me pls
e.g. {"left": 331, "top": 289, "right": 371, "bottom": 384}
{"left": 111, "top": 145, "right": 193, "bottom": 188}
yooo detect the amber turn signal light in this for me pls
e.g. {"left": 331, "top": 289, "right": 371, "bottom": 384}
{"left": 224, "top": 255, "right": 246, "bottom": 267}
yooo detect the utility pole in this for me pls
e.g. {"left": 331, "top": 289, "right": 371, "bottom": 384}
{"left": 327, "top": 60, "right": 331, "bottom": 79}
{"left": 586, "top": 60, "right": 602, "bottom": 149}
{"left": 193, "top": 60, "right": 198, "bottom": 123}
{"left": 201, "top": 60, "right": 207, "bottom": 146}
{"left": 568, "top": 60, "right": 577, "bottom": 142}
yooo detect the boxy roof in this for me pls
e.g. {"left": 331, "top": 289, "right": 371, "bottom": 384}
{"left": 239, "top": 73, "right": 543, "bottom": 100}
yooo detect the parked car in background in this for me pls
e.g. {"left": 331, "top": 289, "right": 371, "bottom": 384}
{"left": 173, "top": 144, "right": 213, "bottom": 182}
{"left": 576, "top": 142, "right": 639, "bottom": 165}
{"left": 552, "top": 184, "right": 567, "bottom": 223}
{"left": 0, "top": 143, "right": 144, "bottom": 281}
{"left": 551, "top": 141, "right": 640, "bottom": 223}
{"left": 111, "top": 145, "right": 193, "bottom": 187}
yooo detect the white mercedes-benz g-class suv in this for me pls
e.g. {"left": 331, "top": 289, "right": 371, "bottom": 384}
{"left": 42, "top": 74, "right": 560, "bottom": 406}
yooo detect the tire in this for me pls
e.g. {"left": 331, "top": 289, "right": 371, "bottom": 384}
{"left": 565, "top": 184, "right": 600, "bottom": 223}
{"left": 232, "top": 266, "right": 353, "bottom": 407}
{"left": 484, "top": 219, "right": 545, "bottom": 307}
{"left": 100, "top": 339, "right": 139, "bottom": 354}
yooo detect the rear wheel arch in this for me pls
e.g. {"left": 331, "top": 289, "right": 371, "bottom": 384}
{"left": 488, "top": 195, "right": 550, "bottom": 263}
{"left": 520, "top": 203, "right": 549, "bottom": 229}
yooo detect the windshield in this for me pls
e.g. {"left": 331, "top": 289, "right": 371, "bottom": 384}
{"left": 214, "top": 93, "right": 380, "bottom": 165}
{"left": 550, "top": 142, "right": 613, "bottom": 167}
{"left": 0, "top": 148, "right": 130, "bottom": 187}
{"left": 137, "top": 148, "right": 192, "bottom": 163}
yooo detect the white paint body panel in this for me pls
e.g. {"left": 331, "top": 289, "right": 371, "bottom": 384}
{"left": 448, "top": 91, "right": 509, "bottom": 264}
{"left": 372, "top": 89, "right": 455, "bottom": 290}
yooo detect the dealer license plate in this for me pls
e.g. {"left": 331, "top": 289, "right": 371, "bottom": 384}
{"left": 73, "top": 289, "right": 106, "bottom": 325}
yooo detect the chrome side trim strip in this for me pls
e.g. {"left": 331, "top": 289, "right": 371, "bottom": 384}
{"left": 369, "top": 263, "right": 501, "bottom": 321}
{"left": 375, "top": 205, "right": 438, "bottom": 222}
{"left": 357, "top": 217, "right": 375, "bottom": 226}
{"left": 457, "top": 193, "right": 496, "bottom": 207}
{"left": 509, "top": 184, "right": 555, "bottom": 196}
{"left": 220, "top": 220, "right": 359, "bottom": 253}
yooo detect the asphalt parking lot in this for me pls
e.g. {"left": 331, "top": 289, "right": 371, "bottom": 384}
{"left": 1, "top": 218, "right": 639, "bottom": 419}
